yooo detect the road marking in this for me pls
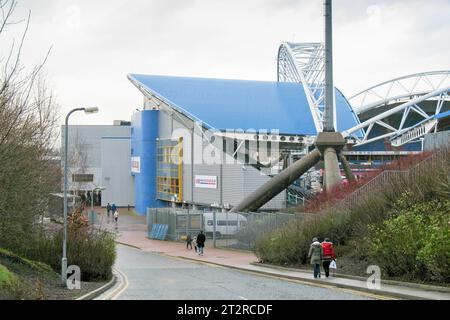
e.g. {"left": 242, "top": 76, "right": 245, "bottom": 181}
{"left": 238, "top": 295, "right": 248, "bottom": 300}
{"left": 101, "top": 268, "right": 129, "bottom": 300}
{"left": 110, "top": 268, "right": 129, "bottom": 300}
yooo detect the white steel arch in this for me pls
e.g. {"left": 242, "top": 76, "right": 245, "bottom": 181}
{"left": 343, "top": 85, "right": 450, "bottom": 147}
{"left": 277, "top": 44, "right": 450, "bottom": 148}
{"left": 277, "top": 42, "right": 334, "bottom": 132}
{"left": 349, "top": 71, "right": 450, "bottom": 114}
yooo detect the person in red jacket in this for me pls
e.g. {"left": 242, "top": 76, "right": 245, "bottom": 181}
{"left": 321, "top": 238, "right": 336, "bottom": 278}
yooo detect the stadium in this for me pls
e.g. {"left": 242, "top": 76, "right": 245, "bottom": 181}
{"left": 63, "top": 42, "right": 450, "bottom": 214}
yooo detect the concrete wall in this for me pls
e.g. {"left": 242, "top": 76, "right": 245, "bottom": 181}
{"left": 243, "top": 168, "right": 286, "bottom": 210}
{"left": 148, "top": 105, "right": 287, "bottom": 210}
{"left": 61, "top": 124, "right": 131, "bottom": 193}
{"left": 101, "top": 137, "right": 134, "bottom": 207}
{"left": 222, "top": 163, "right": 244, "bottom": 207}
{"left": 423, "top": 131, "right": 450, "bottom": 151}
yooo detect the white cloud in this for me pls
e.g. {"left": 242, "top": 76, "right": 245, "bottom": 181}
{"left": 5, "top": 0, "right": 450, "bottom": 126}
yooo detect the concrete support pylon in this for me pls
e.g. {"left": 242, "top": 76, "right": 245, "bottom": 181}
{"left": 315, "top": 131, "right": 346, "bottom": 192}
{"left": 230, "top": 149, "right": 321, "bottom": 213}
{"left": 323, "top": 147, "right": 341, "bottom": 191}
{"left": 282, "top": 152, "right": 289, "bottom": 170}
{"left": 339, "top": 153, "right": 356, "bottom": 182}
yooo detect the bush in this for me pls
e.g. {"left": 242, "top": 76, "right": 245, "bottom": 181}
{"left": 254, "top": 149, "right": 449, "bottom": 276}
{"left": 15, "top": 211, "right": 116, "bottom": 282}
{"left": 23, "top": 227, "right": 116, "bottom": 282}
{"left": 253, "top": 187, "right": 398, "bottom": 265}
{"left": 368, "top": 198, "right": 450, "bottom": 282}
{"left": 254, "top": 211, "right": 353, "bottom": 265}
{"left": 67, "top": 227, "right": 116, "bottom": 281}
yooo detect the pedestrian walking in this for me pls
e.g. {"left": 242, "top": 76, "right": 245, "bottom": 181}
{"left": 321, "top": 238, "right": 336, "bottom": 278}
{"left": 308, "top": 237, "right": 323, "bottom": 279}
{"left": 186, "top": 234, "right": 193, "bottom": 250}
{"left": 111, "top": 203, "right": 117, "bottom": 214}
{"left": 196, "top": 231, "right": 206, "bottom": 256}
{"left": 192, "top": 236, "right": 198, "bottom": 253}
{"left": 106, "top": 203, "right": 112, "bottom": 220}
{"left": 114, "top": 209, "right": 119, "bottom": 226}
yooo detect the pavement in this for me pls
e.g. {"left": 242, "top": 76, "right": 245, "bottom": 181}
{"left": 93, "top": 209, "right": 450, "bottom": 300}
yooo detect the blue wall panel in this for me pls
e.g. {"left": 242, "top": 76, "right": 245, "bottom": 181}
{"left": 131, "top": 110, "right": 165, "bottom": 215}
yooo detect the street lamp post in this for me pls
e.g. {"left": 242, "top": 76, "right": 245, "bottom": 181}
{"left": 62, "top": 107, "right": 98, "bottom": 286}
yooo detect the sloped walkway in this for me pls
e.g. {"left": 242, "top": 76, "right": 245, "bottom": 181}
{"left": 95, "top": 211, "right": 450, "bottom": 300}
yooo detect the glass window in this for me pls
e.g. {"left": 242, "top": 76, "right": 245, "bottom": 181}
{"left": 156, "top": 138, "right": 183, "bottom": 202}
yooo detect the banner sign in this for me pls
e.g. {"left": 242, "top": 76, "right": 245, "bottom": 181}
{"left": 72, "top": 174, "right": 94, "bottom": 182}
{"left": 194, "top": 175, "right": 217, "bottom": 189}
{"left": 131, "top": 156, "right": 141, "bottom": 173}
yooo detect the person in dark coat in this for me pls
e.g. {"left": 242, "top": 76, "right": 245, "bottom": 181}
{"left": 186, "top": 234, "right": 193, "bottom": 250}
{"left": 196, "top": 231, "right": 206, "bottom": 255}
{"left": 321, "top": 238, "right": 336, "bottom": 278}
{"left": 106, "top": 203, "right": 112, "bottom": 220}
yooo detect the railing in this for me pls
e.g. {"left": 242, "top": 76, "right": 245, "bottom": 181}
{"left": 335, "top": 150, "right": 448, "bottom": 209}
{"left": 287, "top": 191, "right": 305, "bottom": 206}
{"left": 391, "top": 119, "right": 437, "bottom": 147}
{"left": 146, "top": 207, "right": 306, "bottom": 251}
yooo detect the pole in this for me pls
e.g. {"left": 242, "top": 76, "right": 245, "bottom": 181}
{"left": 62, "top": 115, "right": 69, "bottom": 285}
{"left": 186, "top": 203, "right": 189, "bottom": 237}
{"left": 91, "top": 188, "right": 94, "bottom": 223}
{"left": 323, "top": 0, "right": 335, "bottom": 132}
{"left": 213, "top": 210, "right": 216, "bottom": 248}
{"left": 62, "top": 108, "right": 84, "bottom": 286}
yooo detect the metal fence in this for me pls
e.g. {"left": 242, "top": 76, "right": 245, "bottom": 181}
{"left": 146, "top": 208, "right": 204, "bottom": 241}
{"left": 336, "top": 149, "right": 449, "bottom": 209}
{"left": 146, "top": 207, "right": 308, "bottom": 250}
{"left": 217, "top": 211, "right": 307, "bottom": 251}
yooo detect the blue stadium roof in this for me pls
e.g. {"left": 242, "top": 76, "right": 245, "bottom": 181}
{"left": 128, "top": 74, "right": 359, "bottom": 135}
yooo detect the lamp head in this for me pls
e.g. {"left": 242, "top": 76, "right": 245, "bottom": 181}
{"left": 84, "top": 107, "right": 99, "bottom": 114}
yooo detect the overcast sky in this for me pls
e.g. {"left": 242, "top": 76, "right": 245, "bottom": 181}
{"left": 5, "top": 0, "right": 450, "bottom": 126}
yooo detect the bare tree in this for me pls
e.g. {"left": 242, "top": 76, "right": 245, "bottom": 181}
{"left": 0, "top": 0, "right": 60, "bottom": 250}
{"left": 67, "top": 130, "right": 90, "bottom": 196}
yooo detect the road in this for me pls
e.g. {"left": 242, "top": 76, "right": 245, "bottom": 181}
{"left": 110, "top": 245, "right": 372, "bottom": 300}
